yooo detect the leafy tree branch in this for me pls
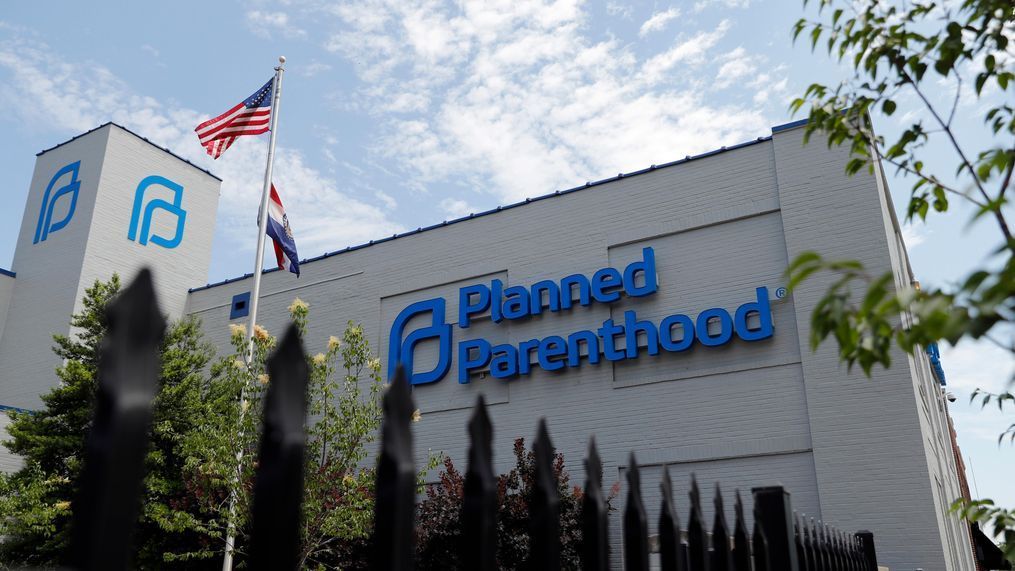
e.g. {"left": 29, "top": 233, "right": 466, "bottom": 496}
{"left": 789, "top": 0, "right": 1013, "bottom": 559}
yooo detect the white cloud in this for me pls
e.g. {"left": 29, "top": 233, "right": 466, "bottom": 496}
{"left": 693, "top": 0, "right": 752, "bottom": 12}
{"left": 342, "top": 161, "right": 365, "bottom": 176}
{"left": 299, "top": 61, "right": 332, "bottom": 77}
{"left": 901, "top": 221, "right": 930, "bottom": 249}
{"left": 750, "top": 75, "right": 789, "bottom": 105}
{"left": 940, "top": 338, "right": 1015, "bottom": 445}
{"left": 639, "top": 7, "right": 680, "bottom": 37}
{"left": 141, "top": 44, "right": 160, "bottom": 58}
{"left": 641, "top": 20, "right": 732, "bottom": 82}
{"left": 714, "top": 47, "right": 758, "bottom": 89}
{"left": 0, "top": 33, "right": 400, "bottom": 260}
{"left": 940, "top": 339, "right": 1013, "bottom": 395}
{"left": 246, "top": 10, "right": 306, "bottom": 39}
{"left": 605, "top": 2, "right": 633, "bottom": 20}
{"left": 314, "top": 2, "right": 777, "bottom": 204}
{"left": 439, "top": 197, "right": 474, "bottom": 218}
{"left": 375, "top": 190, "right": 398, "bottom": 209}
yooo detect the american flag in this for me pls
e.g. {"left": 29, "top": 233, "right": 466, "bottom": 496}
{"left": 194, "top": 78, "right": 274, "bottom": 159}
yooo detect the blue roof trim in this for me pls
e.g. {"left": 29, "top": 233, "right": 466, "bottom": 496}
{"left": 0, "top": 268, "right": 14, "bottom": 278}
{"left": 926, "top": 342, "right": 947, "bottom": 386}
{"left": 771, "top": 118, "right": 809, "bottom": 133}
{"left": 189, "top": 133, "right": 776, "bottom": 294}
{"left": 0, "top": 403, "right": 34, "bottom": 414}
{"left": 37, "top": 122, "right": 222, "bottom": 182}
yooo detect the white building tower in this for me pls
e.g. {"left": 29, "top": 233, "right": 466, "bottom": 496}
{"left": 0, "top": 123, "right": 220, "bottom": 445}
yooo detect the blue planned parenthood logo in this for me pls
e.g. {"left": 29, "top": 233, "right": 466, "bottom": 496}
{"left": 388, "top": 247, "right": 777, "bottom": 387}
{"left": 128, "top": 175, "right": 187, "bottom": 249}
{"left": 34, "top": 160, "right": 82, "bottom": 244}
{"left": 387, "top": 298, "right": 453, "bottom": 386}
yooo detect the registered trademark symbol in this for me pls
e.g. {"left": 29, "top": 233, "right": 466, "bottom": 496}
{"left": 775, "top": 287, "right": 787, "bottom": 299}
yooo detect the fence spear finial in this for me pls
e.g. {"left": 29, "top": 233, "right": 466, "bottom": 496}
{"left": 462, "top": 395, "right": 496, "bottom": 571}
{"left": 373, "top": 363, "right": 416, "bottom": 571}
{"left": 752, "top": 501, "right": 770, "bottom": 571}
{"left": 249, "top": 324, "right": 309, "bottom": 571}
{"left": 687, "top": 474, "right": 709, "bottom": 571}
{"left": 624, "top": 453, "right": 649, "bottom": 571}
{"left": 712, "top": 482, "right": 733, "bottom": 571}
{"left": 581, "top": 437, "right": 609, "bottom": 571}
{"left": 529, "top": 419, "right": 560, "bottom": 571}
{"left": 659, "top": 466, "right": 684, "bottom": 571}
{"left": 69, "top": 268, "right": 165, "bottom": 571}
{"left": 732, "top": 490, "right": 751, "bottom": 571}
{"left": 793, "top": 512, "right": 807, "bottom": 571}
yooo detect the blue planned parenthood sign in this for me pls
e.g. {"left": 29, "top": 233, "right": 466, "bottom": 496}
{"left": 389, "top": 247, "right": 774, "bottom": 385}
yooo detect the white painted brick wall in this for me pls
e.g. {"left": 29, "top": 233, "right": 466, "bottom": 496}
{"left": 0, "top": 273, "right": 15, "bottom": 345}
{"left": 186, "top": 129, "right": 972, "bottom": 569}
{"left": 0, "top": 128, "right": 111, "bottom": 410}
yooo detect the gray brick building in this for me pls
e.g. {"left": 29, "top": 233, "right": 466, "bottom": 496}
{"left": 0, "top": 120, "right": 975, "bottom": 569}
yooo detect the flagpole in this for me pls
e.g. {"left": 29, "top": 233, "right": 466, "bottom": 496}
{"left": 222, "top": 55, "right": 285, "bottom": 571}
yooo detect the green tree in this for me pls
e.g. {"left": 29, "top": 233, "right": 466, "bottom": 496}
{"left": 138, "top": 317, "right": 219, "bottom": 569}
{"left": 294, "top": 304, "right": 383, "bottom": 569}
{"left": 166, "top": 299, "right": 421, "bottom": 570}
{"left": 0, "top": 275, "right": 216, "bottom": 568}
{"left": 788, "top": 0, "right": 1013, "bottom": 561}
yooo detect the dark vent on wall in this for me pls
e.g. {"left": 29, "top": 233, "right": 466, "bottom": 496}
{"left": 230, "top": 292, "right": 251, "bottom": 320}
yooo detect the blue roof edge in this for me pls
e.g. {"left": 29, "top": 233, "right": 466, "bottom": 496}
{"left": 37, "top": 122, "right": 222, "bottom": 182}
{"left": 191, "top": 124, "right": 813, "bottom": 294}
{"left": 771, "top": 118, "right": 809, "bottom": 133}
{"left": 0, "top": 403, "right": 34, "bottom": 414}
{"left": 0, "top": 268, "right": 14, "bottom": 278}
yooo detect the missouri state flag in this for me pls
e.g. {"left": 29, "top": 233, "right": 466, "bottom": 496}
{"left": 266, "top": 184, "right": 300, "bottom": 277}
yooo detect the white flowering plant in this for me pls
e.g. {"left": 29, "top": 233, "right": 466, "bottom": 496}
{"left": 291, "top": 307, "right": 384, "bottom": 567}
{"left": 176, "top": 298, "right": 437, "bottom": 568}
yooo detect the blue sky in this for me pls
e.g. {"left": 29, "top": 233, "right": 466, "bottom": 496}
{"left": 1, "top": 0, "right": 1011, "bottom": 517}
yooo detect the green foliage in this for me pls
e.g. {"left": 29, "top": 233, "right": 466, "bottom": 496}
{"left": 0, "top": 275, "right": 216, "bottom": 569}
{"left": 416, "top": 438, "right": 618, "bottom": 570}
{"left": 787, "top": 0, "right": 1014, "bottom": 375}
{"left": 786, "top": 0, "right": 1014, "bottom": 378}
{"left": 952, "top": 498, "right": 1015, "bottom": 562}
{"left": 295, "top": 306, "right": 384, "bottom": 569}
{"left": 788, "top": 0, "right": 1013, "bottom": 561}
{"left": 164, "top": 299, "right": 395, "bottom": 569}
{"left": 138, "top": 316, "right": 218, "bottom": 569}
{"left": 153, "top": 318, "right": 276, "bottom": 566}
{"left": 785, "top": 249, "right": 1011, "bottom": 375}
{"left": 0, "top": 277, "right": 121, "bottom": 565}
{"left": 790, "top": 1, "right": 1014, "bottom": 237}
{"left": 0, "top": 285, "right": 432, "bottom": 570}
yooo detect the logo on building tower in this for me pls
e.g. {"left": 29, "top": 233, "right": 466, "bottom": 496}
{"left": 128, "top": 175, "right": 187, "bottom": 249}
{"left": 34, "top": 160, "right": 82, "bottom": 244}
{"left": 387, "top": 298, "right": 453, "bottom": 386}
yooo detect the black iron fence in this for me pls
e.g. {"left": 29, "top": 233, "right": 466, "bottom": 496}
{"left": 65, "top": 271, "right": 880, "bottom": 570}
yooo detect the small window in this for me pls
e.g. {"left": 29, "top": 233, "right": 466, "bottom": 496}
{"left": 230, "top": 292, "right": 251, "bottom": 319}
